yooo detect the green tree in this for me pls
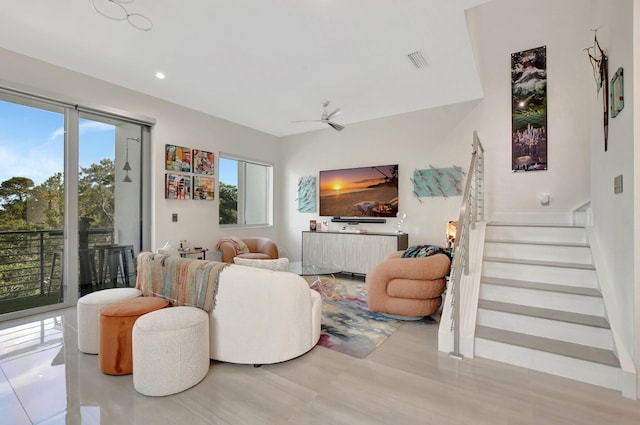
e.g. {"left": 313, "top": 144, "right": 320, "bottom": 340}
{"left": 0, "top": 176, "right": 35, "bottom": 229}
{"left": 219, "top": 182, "right": 238, "bottom": 224}
{"left": 78, "top": 159, "right": 114, "bottom": 228}
{"left": 29, "top": 173, "right": 64, "bottom": 229}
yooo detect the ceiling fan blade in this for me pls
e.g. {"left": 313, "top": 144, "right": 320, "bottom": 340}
{"left": 326, "top": 108, "right": 342, "bottom": 120}
{"left": 291, "top": 119, "right": 321, "bottom": 123}
{"left": 327, "top": 121, "right": 344, "bottom": 132}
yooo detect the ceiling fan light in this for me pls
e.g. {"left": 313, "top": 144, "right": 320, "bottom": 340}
{"left": 408, "top": 51, "right": 428, "bottom": 69}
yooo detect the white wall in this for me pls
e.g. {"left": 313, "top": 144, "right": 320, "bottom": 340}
{"left": 635, "top": 0, "right": 640, "bottom": 393}
{"left": 0, "top": 48, "right": 281, "bottom": 260}
{"left": 279, "top": 0, "right": 593, "bottom": 260}
{"left": 586, "top": 0, "right": 637, "bottom": 383}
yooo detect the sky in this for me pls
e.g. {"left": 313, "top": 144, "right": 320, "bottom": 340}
{"left": 1, "top": 98, "right": 239, "bottom": 188}
{"left": 0, "top": 100, "right": 115, "bottom": 186}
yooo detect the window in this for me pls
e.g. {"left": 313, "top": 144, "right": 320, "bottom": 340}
{"left": 219, "top": 155, "right": 272, "bottom": 227}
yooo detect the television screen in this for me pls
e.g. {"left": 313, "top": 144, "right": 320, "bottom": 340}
{"left": 319, "top": 164, "right": 399, "bottom": 218}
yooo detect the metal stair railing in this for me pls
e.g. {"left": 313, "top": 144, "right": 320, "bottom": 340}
{"left": 449, "top": 131, "right": 484, "bottom": 359}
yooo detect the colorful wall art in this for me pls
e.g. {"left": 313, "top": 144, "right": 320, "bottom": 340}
{"left": 165, "top": 144, "right": 192, "bottom": 172}
{"left": 411, "top": 166, "right": 463, "bottom": 200}
{"left": 193, "top": 176, "right": 215, "bottom": 200}
{"left": 297, "top": 176, "right": 316, "bottom": 213}
{"left": 165, "top": 173, "right": 191, "bottom": 200}
{"left": 511, "top": 45, "right": 547, "bottom": 171}
{"left": 193, "top": 149, "right": 215, "bottom": 175}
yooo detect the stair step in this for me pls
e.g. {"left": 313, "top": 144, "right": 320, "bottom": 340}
{"left": 488, "top": 222, "right": 583, "bottom": 228}
{"left": 476, "top": 325, "right": 619, "bottom": 367}
{"left": 484, "top": 239, "right": 589, "bottom": 248}
{"left": 484, "top": 242, "right": 593, "bottom": 265}
{"left": 483, "top": 256, "right": 595, "bottom": 270}
{"left": 476, "top": 309, "right": 614, "bottom": 350}
{"left": 485, "top": 223, "right": 587, "bottom": 244}
{"left": 477, "top": 299, "right": 610, "bottom": 328}
{"left": 480, "top": 276, "right": 601, "bottom": 297}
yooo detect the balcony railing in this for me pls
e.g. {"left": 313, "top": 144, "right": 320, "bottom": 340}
{"left": 0, "top": 228, "right": 113, "bottom": 314}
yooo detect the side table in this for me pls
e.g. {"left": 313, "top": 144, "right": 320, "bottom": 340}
{"left": 178, "top": 248, "right": 208, "bottom": 260}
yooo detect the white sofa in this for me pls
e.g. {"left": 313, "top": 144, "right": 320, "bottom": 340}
{"left": 136, "top": 253, "right": 322, "bottom": 365}
{"left": 210, "top": 264, "right": 322, "bottom": 365}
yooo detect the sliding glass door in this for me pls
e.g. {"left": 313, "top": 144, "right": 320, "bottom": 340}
{"left": 77, "top": 113, "right": 142, "bottom": 295}
{"left": 0, "top": 96, "right": 66, "bottom": 314}
{"left": 0, "top": 90, "right": 149, "bottom": 319}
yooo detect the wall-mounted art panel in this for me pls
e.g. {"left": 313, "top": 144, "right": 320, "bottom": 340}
{"left": 411, "top": 166, "right": 463, "bottom": 199}
{"left": 297, "top": 176, "right": 316, "bottom": 213}
{"left": 512, "top": 45, "right": 548, "bottom": 171}
{"left": 165, "top": 144, "right": 191, "bottom": 172}
{"left": 193, "top": 176, "right": 215, "bottom": 200}
{"left": 165, "top": 173, "right": 191, "bottom": 200}
{"left": 192, "top": 149, "right": 215, "bottom": 175}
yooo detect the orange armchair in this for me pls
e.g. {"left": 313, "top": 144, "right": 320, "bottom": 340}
{"left": 217, "top": 237, "right": 279, "bottom": 263}
{"left": 366, "top": 251, "right": 450, "bottom": 318}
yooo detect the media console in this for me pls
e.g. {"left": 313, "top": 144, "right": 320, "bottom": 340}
{"left": 302, "top": 231, "right": 409, "bottom": 275}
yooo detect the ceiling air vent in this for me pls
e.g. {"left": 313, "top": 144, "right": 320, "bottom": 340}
{"left": 407, "top": 51, "right": 427, "bottom": 69}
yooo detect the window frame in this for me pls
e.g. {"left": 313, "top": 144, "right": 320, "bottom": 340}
{"left": 218, "top": 152, "right": 273, "bottom": 228}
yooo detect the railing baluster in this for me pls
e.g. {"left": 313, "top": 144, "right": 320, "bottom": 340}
{"left": 39, "top": 231, "right": 45, "bottom": 295}
{"left": 449, "top": 131, "right": 484, "bottom": 360}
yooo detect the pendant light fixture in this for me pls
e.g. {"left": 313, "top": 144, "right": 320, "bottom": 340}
{"left": 123, "top": 137, "right": 139, "bottom": 183}
{"left": 92, "top": 0, "right": 153, "bottom": 32}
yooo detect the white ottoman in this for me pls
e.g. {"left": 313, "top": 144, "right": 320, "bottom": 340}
{"left": 77, "top": 287, "right": 142, "bottom": 354}
{"left": 133, "top": 306, "right": 210, "bottom": 396}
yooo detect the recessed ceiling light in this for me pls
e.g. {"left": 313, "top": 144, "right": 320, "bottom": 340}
{"left": 407, "top": 51, "right": 427, "bottom": 69}
{"left": 155, "top": 72, "right": 166, "bottom": 80}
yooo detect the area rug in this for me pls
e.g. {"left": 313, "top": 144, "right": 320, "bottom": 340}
{"left": 314, "top": 278, "right": 436, "bottom": 358}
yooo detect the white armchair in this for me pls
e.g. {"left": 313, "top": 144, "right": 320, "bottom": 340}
{"left": 209, "top": 264, "right": 322, "bottom": 365}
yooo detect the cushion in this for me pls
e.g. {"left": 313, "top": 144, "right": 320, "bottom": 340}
{"left": 402, "top": 245, "right": 452, "bottom": 260}
{"left": 233, "top": 257, "right": 290, "bottom": 271}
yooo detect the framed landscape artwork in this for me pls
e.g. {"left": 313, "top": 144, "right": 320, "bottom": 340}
{"left": 165, "top": 144, "right": 191, "bottom": 172}
{"left": 165, "top": 173, "right": 191, "bottom": 200}
{"left": 193, "top": 176, "right": 215, "bottom": 200}
{"left": 193, "top": 149, "right": 215, "bottom": 175}
{"left": 511, "top": 46, "right": 548, "bottom": 172}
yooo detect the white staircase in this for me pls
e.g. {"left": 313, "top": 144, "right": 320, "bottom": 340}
{"left": 474, "top": 223, "right": 621, "bottom": 391}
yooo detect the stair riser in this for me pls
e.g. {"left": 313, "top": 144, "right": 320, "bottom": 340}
{"left": 474, "top": 338, "right": 621, "bottom": 391}
{"left": 479, "top": 284, "right": 605, "bottom": 316}
{"left": 476, "top": 309, "right": 613, "bottom": 350}
{"left": 483, "top": 242, "right": 592, "bottom": 265}
{"left": 482, "top": 262, "right": 599, "bottom": 288}
{"left": 486, "top": 226, "right": 587, "bottom": 244}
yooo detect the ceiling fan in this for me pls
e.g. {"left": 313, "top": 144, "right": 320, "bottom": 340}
{"left": 292, "top": 101, "right": 344, "bottom": 131}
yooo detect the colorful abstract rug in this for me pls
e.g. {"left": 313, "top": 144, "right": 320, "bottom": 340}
{"left": 315, "top": 278, "right": 435, "bottom": 358}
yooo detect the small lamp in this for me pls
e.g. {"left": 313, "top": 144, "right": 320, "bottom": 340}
{"left": 446, "top": 220, "right": 458, "bottom": 248}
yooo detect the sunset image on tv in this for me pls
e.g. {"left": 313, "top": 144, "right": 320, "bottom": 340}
{"left": 319, "top": 164, "right": 398, "bottom": 217}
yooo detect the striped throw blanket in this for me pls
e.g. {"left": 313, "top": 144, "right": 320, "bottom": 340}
{"left": 214, "top": 236, "right": 250, "bottom": 255}
{"left": 136, "top": 252, "right": 228, "bottom": 312}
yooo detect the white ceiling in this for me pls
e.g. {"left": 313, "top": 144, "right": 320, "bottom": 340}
{"left": 0, "top": 0, "right": 490, "bottom": 137}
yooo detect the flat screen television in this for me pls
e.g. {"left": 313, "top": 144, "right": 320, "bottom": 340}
{"left": 319, "top": 164, "right": 399, "bottom": 218}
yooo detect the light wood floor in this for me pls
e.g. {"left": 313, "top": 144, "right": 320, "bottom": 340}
{"left": 2, "top": 299, "right": 640, "bottom": 424}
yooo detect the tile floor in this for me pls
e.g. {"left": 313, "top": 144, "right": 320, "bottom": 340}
{"left": 1, "top": 303, "right": 639, "bottom": 424}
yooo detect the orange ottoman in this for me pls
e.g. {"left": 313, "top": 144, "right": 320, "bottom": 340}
{"left": 99, "top": 296, "right": 169, "bottom": 375}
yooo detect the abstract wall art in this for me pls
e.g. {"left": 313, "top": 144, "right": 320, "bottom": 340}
{"left": 165, "top": 144, "right": 192, "bottom": 172}
{"left": 193, "top": 176, "right": 215, "bottom": 200}
{"left": 192, "top": 149, "right": 215, "bottom": 175}
{"left": 297, "top": 176, "right": 316, "bottom": 213}
{"left": 165, "top": 173, "right": 191, "bottom": 200}
{"left": 411, "top": 166, "right": 464, "bottom": 200}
